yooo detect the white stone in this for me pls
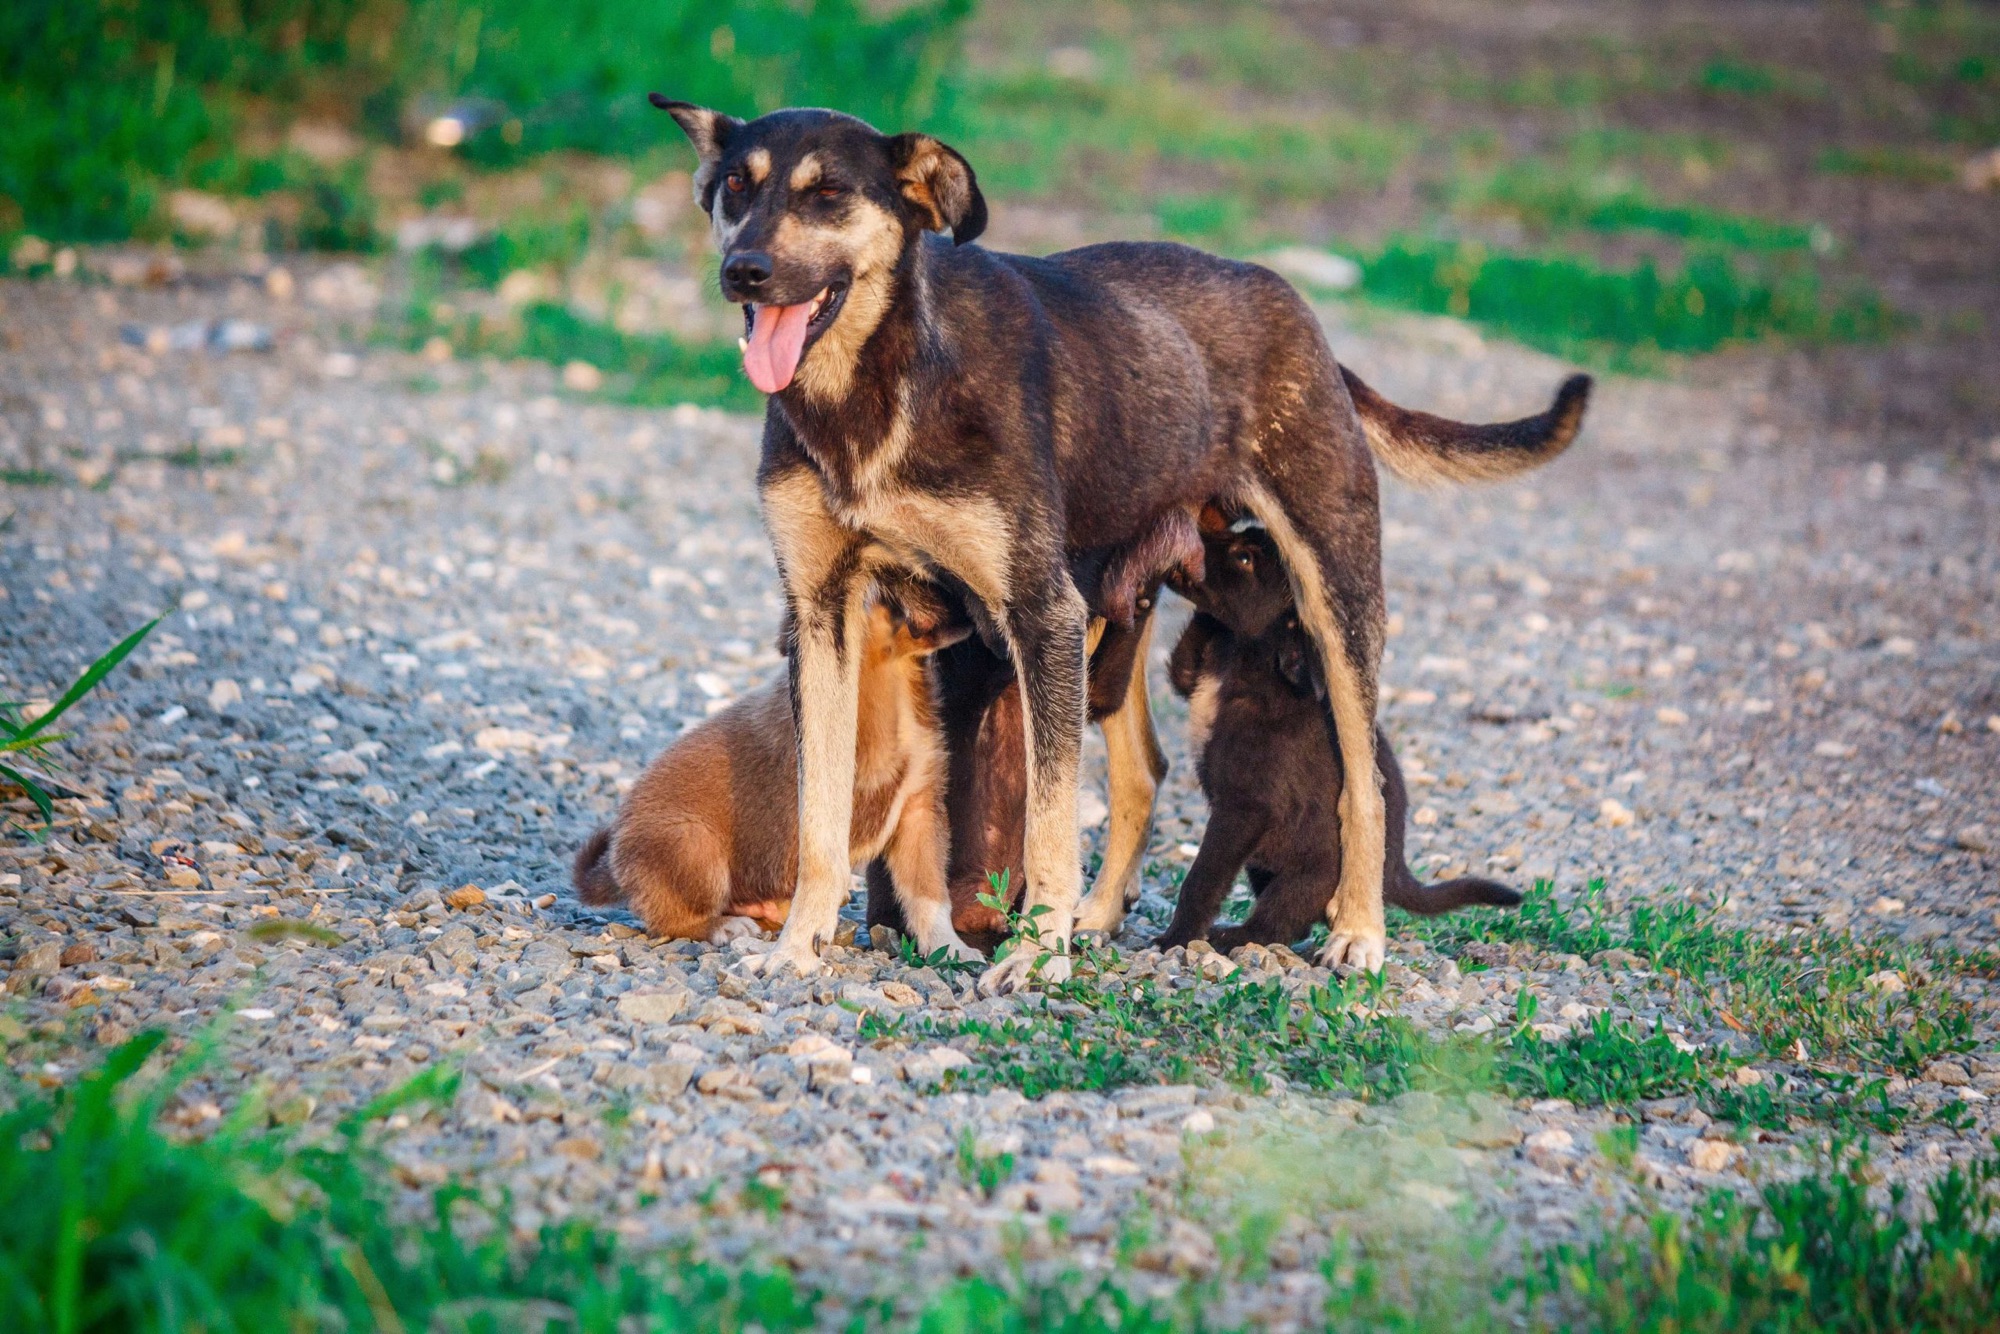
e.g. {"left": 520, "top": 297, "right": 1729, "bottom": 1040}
{"left": 1259, "top": 246, "right": 1362, "bottom": 291}
{"left": 1687, "top": 1139, "right": 1738, "bottom": 1173}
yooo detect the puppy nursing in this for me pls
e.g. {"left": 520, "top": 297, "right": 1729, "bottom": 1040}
{"left": 574, "top": 585, "right": 975, "bottom": 957}
{"left": 1156, "top": 515, "right": 1520, "bottom": 951}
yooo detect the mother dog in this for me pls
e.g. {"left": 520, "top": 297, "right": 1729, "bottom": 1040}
{"left": 653, "top": 96, "right": 1586, "bottom": 989}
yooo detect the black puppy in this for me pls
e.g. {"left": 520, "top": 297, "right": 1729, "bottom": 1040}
{"left": 1155, "top": 516, "right": 1519, "bottom": 951}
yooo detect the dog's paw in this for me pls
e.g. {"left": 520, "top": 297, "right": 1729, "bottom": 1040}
{"left": 735, "top": 943, "right": 824, "bottom": 979}
{"left": 979, "top": 946, "right": 1073, "bottom": 996}
{"left": 935, "top": 937, "right": 987, "bottom": 965}
{"left": 1318, "top": 928, "right": 1386, "bottom": 975}
{"left": 707, "top": 915, "right": 767, "bottom": 946}
{"left": 1072, "top": 895, "right": 1126, "bottom": 936}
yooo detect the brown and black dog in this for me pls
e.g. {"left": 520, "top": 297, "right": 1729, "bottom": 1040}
{"left": 1155, "top": 517, "right": 1520, "bottom": 951}
{"left": 652, "top": 95, "right": 1588, "bottom": 988}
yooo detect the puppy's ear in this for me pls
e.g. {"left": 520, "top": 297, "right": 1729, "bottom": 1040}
{"left": 650, "top": 95, "right": 744, "bottom": 206}
{"left": 898, "top": 620, "right": 976, "bottom": 657}
{"left": 887, "top": 133, "right": 987, "bottom": 245}
{"left": 1275, "top": 623, "right": 1328, "bottom": 701}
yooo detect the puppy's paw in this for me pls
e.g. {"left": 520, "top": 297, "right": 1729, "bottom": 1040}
{"left": 979, "top": 946, "right": 1072, "bottom": 996}
{"left": 736, "top": 943, "right": 824, "bottom": 979}
{"left": 707, "top": 915, "right": 767, "bottom": 946}
{"left": 1318, "top": 927, "right": 1386, "bottom": 974}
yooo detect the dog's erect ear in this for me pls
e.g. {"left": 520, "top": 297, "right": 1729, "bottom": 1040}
{"left": 649, "top": 94, "right": 744, "bottom": 202}
{"left": 887, "top": 133, "right": 987, "bottom": 245}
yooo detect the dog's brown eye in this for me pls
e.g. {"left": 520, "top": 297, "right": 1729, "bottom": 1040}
{"left": 815, "top": 185, "right": 843, "bottom": 199}
{"left": 725, "top": 173, "right": 745, "bottom": 193}
{"left": 1233, "top": 550, "right": 1255, "bottom": 569}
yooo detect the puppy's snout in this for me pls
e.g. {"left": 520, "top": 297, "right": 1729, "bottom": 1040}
{"left": 722, "top": 251, "right": 775, "bottom": 296}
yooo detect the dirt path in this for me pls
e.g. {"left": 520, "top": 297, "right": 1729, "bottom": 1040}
{"left": 2, "top": 264, "right": 1994, "bottom": 1319}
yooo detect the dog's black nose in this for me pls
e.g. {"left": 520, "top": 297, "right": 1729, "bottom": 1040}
{"left": 722, "top": 251, "right": 774, "bottom": 292}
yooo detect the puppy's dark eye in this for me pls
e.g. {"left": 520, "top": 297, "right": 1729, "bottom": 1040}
{"left": 724, "top": 174, "right": 746, "bottom": 194}
{"left": 1233, "top": 550, "right": 1255, "bottom": 570}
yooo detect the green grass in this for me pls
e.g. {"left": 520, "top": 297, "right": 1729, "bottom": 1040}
{"left": 1351, "top": 239, "right": 1894, "bottom": 366}
{"left": 887, "top": 879, "right": 1981, "bottom": 1139}
{"left": 1473, "top": 162, "right": 1821, "bottom": 252}
{"left": 1405, "top": 881, "right": 1980, "bottom": 1079}
{"left": 9, "top": 1, "right": 1931, "bottom": 371}
{"left": 1814, "top": 145, "right": 1959, "bottom": 184}
{"left": 1530, "top": 1147, "right": 2000, "bottom": 1333}
{"left": 7, "top": 1027, "right": 1997, "bottom": 1331}
{"left": 0, "top": 1029, "right": 828, "bottom": 1332}
{"left": 1, "top": 619, "right": 158, "bottom": 829}
{"left": 448, "top": 303, "right": 761, "bottom": 414}
{"left": 0, "top": 0, "right": 969, "bottom": 243}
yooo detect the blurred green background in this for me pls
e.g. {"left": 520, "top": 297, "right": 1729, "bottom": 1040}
{"left": 4, "top": 0, "right": 1997, "bottom": 429}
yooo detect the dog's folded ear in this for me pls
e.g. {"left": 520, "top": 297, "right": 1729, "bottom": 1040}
{"left": 887, "top": 133, "right": 988, "bottom": 245}
{"left": 649, "top": 94, "right": 745, "bottom": 203}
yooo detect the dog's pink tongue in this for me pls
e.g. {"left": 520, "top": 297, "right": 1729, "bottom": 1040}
{"left": 743, "top": 301, "right": 813, "bottom": 394}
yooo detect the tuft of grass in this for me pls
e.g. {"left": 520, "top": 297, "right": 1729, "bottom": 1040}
{"left": 1406, "top": 881, "right": 1979, "bottom": 1069}
{"left": 1474, "top": 162, "right": 1822, "bottom": 252}
{"left": 954, "top": 1126, "right": 1016, "bottom": 1201}
{"left": 1, "top": 618, "right": 158, "bottom": 829}
{"left": 1815, "top": 145, "right": 1959, "bottom": 184}
{"left": 1530, "top": 1145, "right": 2000, "bottom": 1332}
{"left": 1352, "top": 239, "right": 1895, "bottom": 366}
{"left": 924, "top": 959, "right": 1477, "bottom": 1103}
{"left": 0, "top": 1029, "right": 825, "bottom": 1333}
{"left": 1503, "top": 996, "right": 1712, "bottom": 1108}
{"left": 390, "top": 294, "right": 762, "bottom": 414}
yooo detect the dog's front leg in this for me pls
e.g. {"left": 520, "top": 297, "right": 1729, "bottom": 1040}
{"left": 980, "top": 576, "right": 1090, "bottom": 994}
{"left": 749, "top": 469, "right": 871, "bottom": 978}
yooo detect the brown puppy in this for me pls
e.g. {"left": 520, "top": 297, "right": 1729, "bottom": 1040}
{"left": 1156, "top": 519, "right": 1519, "bottom": 951}
{"left": 574, "top": 587, "right": 977, "bottom": 956}
{"left": 864, "top": 509, "right": 1204, "bottom": 952}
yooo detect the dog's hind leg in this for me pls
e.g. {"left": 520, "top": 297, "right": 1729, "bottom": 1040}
{"left": 980, "top": 576, "right": 1091, "bottom": 993}
{"left": 754, "top": 468, "right": 873, "bottom": 977}
{"left": 1240, "top": 472, "right": 1389, "bottom": 973}
{"left": 1211, "top": 868, "right": 1335, "bottom": 954}
{"left": 1077, "top": 614, "right": 1167, "bottom": 935}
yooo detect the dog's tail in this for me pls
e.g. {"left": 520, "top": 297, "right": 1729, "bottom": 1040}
{"left": 573, "top": 826, "right": 626, "bottom": 906}
{"left": 1384, "top": 866, "right": 1522, "bottom": 917}
{"left": 1344, "top": 367, "right": 1591, "bottom": 486}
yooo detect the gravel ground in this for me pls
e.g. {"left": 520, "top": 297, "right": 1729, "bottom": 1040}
{"left": 2, "top": 256, "right": 1996, "bottom": 1321}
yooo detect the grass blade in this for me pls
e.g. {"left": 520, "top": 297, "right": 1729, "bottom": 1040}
{"left": 8, "top": 616, "right": 161, "bottom": 746}
{"left": 0, "top": 762, "right": 54, "bottom": 827}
